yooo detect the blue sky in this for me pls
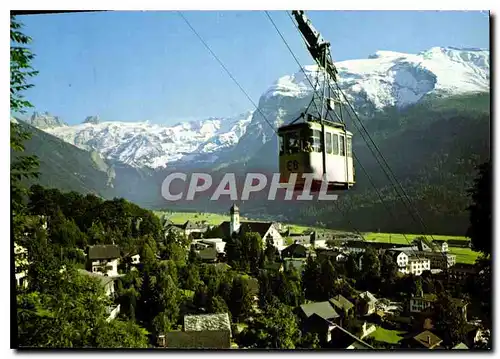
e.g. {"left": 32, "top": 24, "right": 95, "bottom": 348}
{"left": 19, "top": 10, "right": 489, "bottom": 125}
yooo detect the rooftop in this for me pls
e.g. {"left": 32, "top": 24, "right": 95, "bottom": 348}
{"left": 88, "top": 244, "right": 120, "bottom": 260}
{"left": 184, "top": 313, "right": 231, "bottom": 333}
{"left": 330, "top": 294, "right": 354, "bottom": 311}
{"left": 300, "top": 301, "right": 340, "bottom": 320}
{"left": 413, "top": 330, "right": 442, "bottom": 349}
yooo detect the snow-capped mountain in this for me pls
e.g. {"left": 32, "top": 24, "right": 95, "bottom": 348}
{"left": 233, "top": 46, "right": 489, "bottom": 159}
{"left": 43, "top": 111, "right": 253, "bottom": 169}
{"left": 32, "top": 46, "right": 488, "bottom": 169}
{"left": 25, "top": 111, "right": 68, "bottom": 129}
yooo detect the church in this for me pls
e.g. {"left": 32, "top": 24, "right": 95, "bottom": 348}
{"left": 217, "top": 204, "right": 285, "bottom": 249}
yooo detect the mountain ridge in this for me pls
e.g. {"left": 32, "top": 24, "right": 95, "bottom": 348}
{"left": 27, "top": 46, "right": 489, "bottom": 171}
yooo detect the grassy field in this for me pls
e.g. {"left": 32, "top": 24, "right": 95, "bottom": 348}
{"left": 448, "top": 247, "right": 480, "bottom": 264}
{"left": 363, "top": 232, "right": 478, "bottom": 264}
{"left": 363, "top": 232, "right": 469, "bottom": 244}
{"left": 368, "top": 326, "right": 407, "bottom": 344}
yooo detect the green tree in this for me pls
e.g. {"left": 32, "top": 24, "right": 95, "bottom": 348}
{"left": 302, "top": 256, "right": 321, "bottom": 301}
{"left": 239, "top": 298, "right": 300, "bottom": 349}
{"left": 94, "top": 320, "right": 149, "bottom": 348}
{"left": 229, "top": 276, "right": 254, "bottom": 321}
{"left": 263, "top": 236, "right": 278, "bottom": 263}
{"left": 17, "top": 266, "right": 123, "bottom": 348}
{"left": 466, "top": 161, "right": 491, "bottom": 257}
{"left": 11, "top": 15, "right": 40, "bottom": 235}
{"left": 241, "top": 231, "right": 263, "bottom": 274}
{"left": 207, "top": 295, "right": 230, "bottom": 316}
{"left": 433, "top": 293, "right": 468, "bottom": 347}
{"left": 319, "top": 259, "right": 337, "bottom": 300}
{"left": 298, "top": 332, "right": 321, "bottom": 349}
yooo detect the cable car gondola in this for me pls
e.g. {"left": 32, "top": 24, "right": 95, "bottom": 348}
{"left": 278, "top": 113, "right": 354, "bottom": 192}
{"left": 278, "top": 10, "right": 355, "bottom": 192}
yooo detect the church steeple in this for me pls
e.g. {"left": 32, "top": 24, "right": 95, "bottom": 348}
{"left": 230, "top": 203, "right": 240, "bottom": 234}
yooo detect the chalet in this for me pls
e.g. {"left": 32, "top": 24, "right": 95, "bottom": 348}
{"left": 123, "top": 251, "right": 141, "bottom": 266}
{"left": 181, "top": 220, "right": 209, "bottom": 237}
{"left": 162, "top": 313, "right": 232, "bottom": 349}
{"left": 358, "top": 291, "right": 378, "bottom": 316}
{"left": 387, "top": 250, "right": 409, "bottom": 273}
{"left": 299, "top": 302, "right": 340, "bottom": 342}
{"left": 217, "top": 204, "right": 284, "bottom": 249}
{"left": 86, "top": 245, "right": 120, "bottom": 277}
{"left": 281, "top": 242, "right": 308, "bottom": 259}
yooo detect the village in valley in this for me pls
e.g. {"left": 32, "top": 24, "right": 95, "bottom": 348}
{"left": 15, "top": 199, "right": 490, "bottom": 349}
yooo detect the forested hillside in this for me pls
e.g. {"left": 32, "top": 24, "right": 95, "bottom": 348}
{"left": 295, "top": 92, "right": 491, "bottom": 235}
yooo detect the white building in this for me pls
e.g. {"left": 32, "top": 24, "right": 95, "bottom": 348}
{"left": 86, "top": 245, "right": 120, "bottom": 277}
{"left": 198, "top": 238, "right": 226, "bottom": 254}
{"left": 15, "top": 242, "right": 29, "bottom": 288}
{"left": 407, "top": 257, "right": 431, "bottom": 276}
{"left": 218, "top": 204, "right": 284, "bottom": 249}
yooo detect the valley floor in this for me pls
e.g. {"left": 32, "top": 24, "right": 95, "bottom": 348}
{"left": 157, "top": 210, "right": 478, "bottom": 264}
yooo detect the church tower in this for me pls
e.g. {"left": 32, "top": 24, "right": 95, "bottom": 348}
{"left": 230, "top": 204, "right": 240, "bottom": 235}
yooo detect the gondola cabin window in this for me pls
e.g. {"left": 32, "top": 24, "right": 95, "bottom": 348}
{"left": 286, "top": 131, "right": 301, "bottom": 154}
{"left": 310, "top": 129, "right": 323, "bottom": 152}
{"left": 279, "top": 135, "right": 284, "bottom": 155}
{"left": 325, "top": 132, "right": 333, "bottom": 154}
{"left": 347, "top": 136, "right": 352, "bottom": 157}
{"left": 339, "top": 134, "right": 346, "bottom": 156}
{"left": 332, "top": 133, "right": 339, "bottom": 155}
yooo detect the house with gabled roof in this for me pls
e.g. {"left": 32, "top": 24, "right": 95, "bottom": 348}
{"left": 86, "top": 244, "right": 120, "bottom": 276}
{"left": 217, "top": 204, "right": 284, "bottom": 249}
{"left": 299, "top": 302, "right": 341, "bottom": 340}
{"left": 181, "top": 220, "right": 209, "bottom": 237}
{"left": 281, "top": 242, "right": 308, "bottom": 259}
